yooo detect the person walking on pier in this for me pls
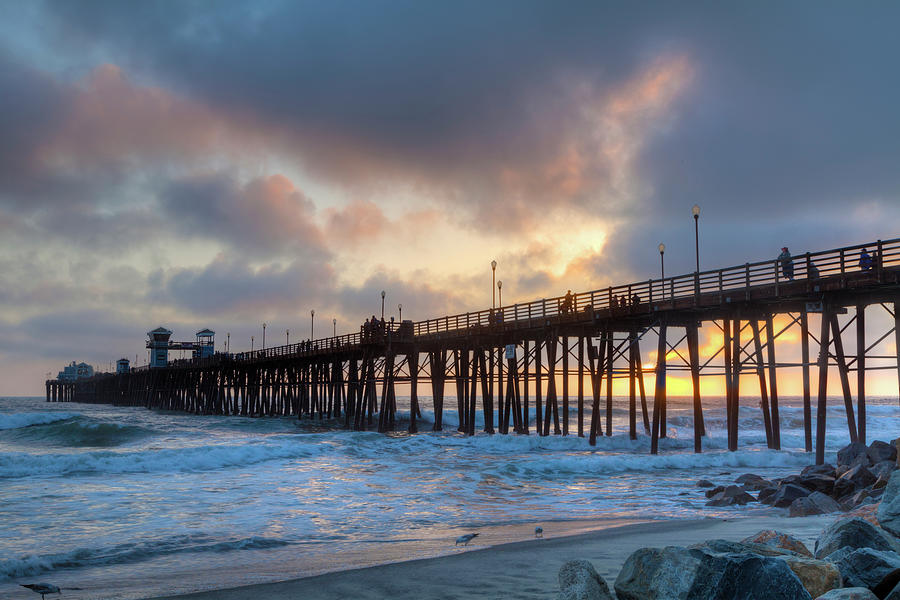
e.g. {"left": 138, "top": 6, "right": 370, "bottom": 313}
{"left": 778, "top": 247, "right": 794, "bottom": 280}
{"left": 859, "top": 248, "right": 873, "bottom": 271}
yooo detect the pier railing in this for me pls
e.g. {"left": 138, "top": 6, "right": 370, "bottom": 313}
{"left": 411, "top": 237, "right": 899, "bottom": 337}
{"left": 162, "top": 237, "right": 900, "bottom": 366}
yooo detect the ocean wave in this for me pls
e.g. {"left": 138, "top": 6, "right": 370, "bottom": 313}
{"left": 0, "top": 534, "right": 290, "bottom": 581}
{"left": 3, "top": 419, "right": 154, "bottom": 447}
{"left": 0, "top": 436, "right": 328, "bottom": 478}
{"left": 0, "top": 411, "right": 81, "bottom": 430}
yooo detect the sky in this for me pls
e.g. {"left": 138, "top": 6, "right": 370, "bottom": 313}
{"left": 1, "top": 1, "right": 899, "bottom": 395}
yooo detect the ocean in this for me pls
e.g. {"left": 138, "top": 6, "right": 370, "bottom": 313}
{"left": 1, "top": 394, "right": 897, "bottom": 599}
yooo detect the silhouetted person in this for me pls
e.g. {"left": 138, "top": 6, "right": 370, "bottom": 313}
{"left": 778, "top": 247, "right": 794, "bottom": 280}
{"left": 563, "top": 290, "right": 573, "bottom": 313}
{"left": 808, "top": 261, "right": 820, "bottom": 279}
{"left": 859, "top": 248, "right": 873, "bottom": 271}
{"left": 632, "top": 293, "right": 640, "bottom": 306}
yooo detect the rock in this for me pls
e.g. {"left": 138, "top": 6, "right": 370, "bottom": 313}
{"left": 705, "top": 485, "right": 726, "bottom": 498}
{"left": 691, "top": 538, "right": 794, "bottom": 557}
{"left": 780, "top": 556, "right": 841, "bottom": 599}
{"left": 790, "top": 491, "right": 843, "bottom": 517}
{"left": 796, "top": 473, "right": 837, "bottom": 495}
{"left": 844, "top": 487, "right": 882, "bottom": 510}
{"left": 766, "top": 483, "right": 812, "bottom": 508}
{"left": 846, "top": 503, "right": 880, "bottom": 527}
{"left": 741, "top": 530, "right": 813, "bottom": 557}
{"left": 696, "top": 479, "right": 715, "bottom": 488}
{"left": 828, "top": 547, "right": 900, "bottom": 597}
{"left": 878, "top": 471, "right": 900, "bottom": 537}
{"left": 815, "top": 588, "right": 879, "bottom": 600}
{"left": 614, "top": 545, "right": 811, "bottom": 600}
{"left": 557, "top": 559, "right": 614, "bottom": 600}
{"left": 735, "top": 473, "right": 772, "bottom": 491}
{"left": 869, "top": 440, "right": 898, "bottom": 465}
{"left": 839, "top": 455, "right": 874, "bottom": 479}
{"left": 814, "top": 517, "right": 900, "bottom": 559}
{"left": 803, "top": 463, "right": 837, "bottom": 478}
{"left": 835, "top": 464, "right": 877, "bottom": 499}
{"left": 839, "top": 442, "right": 872, "bottom": 468}
{"left": 886, "top": 580, "right": 900, "bottom": 600}
{"left": 872, "top": 460, "right": 897, "bottom": 480}
{"left": 706, "top": 485, "right": 756, "bottom": 506}
{"left": 758, "top": 485, "right": 779, "bottom": 504}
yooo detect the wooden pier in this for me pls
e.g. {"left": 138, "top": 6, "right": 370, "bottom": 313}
{"left": 48, "top": 238, "right": 900, "bottom": 463}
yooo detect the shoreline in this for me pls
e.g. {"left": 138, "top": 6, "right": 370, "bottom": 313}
{"left": 146, "top": 513, "right": 837, "bottom": 600}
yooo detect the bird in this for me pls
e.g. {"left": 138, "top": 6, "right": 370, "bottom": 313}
{"left": 534, "top": 526, "right": 543, "bottom": 538}
{"left": 455, "top": 533, "right": 479, "bottom": 546}
{"left": 21, "top": 583, "right": 61, "bottom": 599}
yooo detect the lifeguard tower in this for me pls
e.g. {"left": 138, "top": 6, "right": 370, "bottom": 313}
{"left": 194, "top": 329, "right": 215, "bottom": 359}
{"left": 147, "top": 326, "right": 173, "bottom": 368}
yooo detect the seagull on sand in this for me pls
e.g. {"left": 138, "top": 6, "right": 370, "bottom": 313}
{"left": 534, "top": 526, "right": 543, "bottom": 538}
{"left": 455, "top": 533, "right": 478, "bottom": 546}
{"left": 21, "top": 583, "right": 61, "bottom": 599}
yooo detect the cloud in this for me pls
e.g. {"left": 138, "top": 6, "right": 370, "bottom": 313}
{"left": 158, "top": 253, "right": 335, "bottom": 316}
{"left": 161, "top": 172, "right": 328, "bottom": 258}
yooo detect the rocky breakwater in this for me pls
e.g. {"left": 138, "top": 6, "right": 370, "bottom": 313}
{"left": 698, "top": 439, "right": 898, "bottom": 517}
{"left": 555, "top": 469, "right": 900, "bottom": 599}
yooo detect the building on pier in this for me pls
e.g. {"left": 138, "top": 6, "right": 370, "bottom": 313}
{"left": 148, "top": 326, "right": 173, "bottom": 368}
{"left": 116, "top": 358, "right": 131, "bottom": 374}
{"left": 57, "top": 361, "right": 94, "bottom": 382}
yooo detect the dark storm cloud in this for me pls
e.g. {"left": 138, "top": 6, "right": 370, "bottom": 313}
{"left": 38, "top": 1, "right": 900, "bottom": 235}
{"left": 158, "top": 254, "right": 336, "bottom": 315}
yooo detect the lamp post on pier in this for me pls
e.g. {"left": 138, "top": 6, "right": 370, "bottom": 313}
{"left": 398, "top": 304, "right": 403, "bottom": 321}
{"left": 251, "top": 335, "right": 254, "bottom": 352}
{"left": 381, "top": 290, "right": 386, "bottom": 319}
{"left": 498, "top": 280, "right": 503, "bottom": 308}
{"left": 311, "top": 310, "right": 315, "bottom": 339}
{"left": 491, "top": 260, "right": 497, "bottom": 309}
{"left": 692, "top": 204, "right": 701, "bottom": 273}
{"left": 658, "top": 243, "right": 666, "bottom": 299}
{"left": 332, "top": 318, "right": 336, "bottom": 336}
{"left": 226, "top": 332, "right": 230, "bottom": 353}
{"left": 286, "top": 329, "right": 289, "bottom": 345}
{"left": 262, "top": 322, "right": 266, "bottom": 349}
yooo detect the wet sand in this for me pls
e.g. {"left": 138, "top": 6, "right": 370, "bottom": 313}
{"left": 147, "top": 513, "right": 836, "bottom": 600}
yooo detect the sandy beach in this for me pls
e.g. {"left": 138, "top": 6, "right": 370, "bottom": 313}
{"left": 148, "top": 514, "right": 837, "bottom": 600}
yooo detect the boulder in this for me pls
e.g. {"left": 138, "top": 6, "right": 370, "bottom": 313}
{"left": 869, "top": 440, "right": 898, "bottom": 465}
{"left": 741, "top": 530, "right": 813, "bottom": 557}
{"left": 796, "top": 473, "right": 837, "bottom": 495}
{"left": 758, "top": 485, "right": 779, "bottom": 504}
{"left": 780, "top": 556, "right": 841, "bottom": 599}
{"left": 766, "top": 483, "right": 813, "bottom": 508}
{"left": 815, "top": 517, "right": 900, "bottom": 559}
{"left": 839, "top": 442, "right": 872, "bottom": 468}
{"left": 872, "top": 460, "right": 897, "bottom": 480}
{"left": 706, "top": 485, "right": 756, "bottom": 507}
{"left": 886, "top": 580, "right": 900, "bottom": 600}
{"left": 735, "top": 473, "right": 772, "bottom": 491}
{"left": 835, "top": 464, "right": 878, "bottom": 499}
{"left": 803, "top": 463, "right": 837, "bottom": 478}
{"left": 815, "top": 589, "right": 879, "bottom": 600}
{"left": 844, "top": 487, "right": 882, "bottom": 511}
{"left": 696, "top": 479, "right": 716, "bottom": 488}
{"left": 828, "top": 547, "right": 900, "bottom": 598}
{"left": 690, "top": 538, "right": 794, "bottom": 557}
{"left": 557, "top": 559, "right": 614, "bottom": 600}
{"left": 614, "top": 545, "right": 811, "bottom": 600}
{"left": 846, "top": 503, "right": 881, "bottom": 527}
{"left": 839, "top": 455, "right": 875, "bottom": 479}
{"left": 878, "top": 471, "right": 900, "bottom": 537}
{"left": 705, "top": 485, "right": 726, "bottom": 498}
{"left": 790, "top": 492, "right": 843, "bottom": 517}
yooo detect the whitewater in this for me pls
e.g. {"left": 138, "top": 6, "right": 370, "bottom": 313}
{"left": 1, "top": 395, "right": 897, "bottom": 599}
